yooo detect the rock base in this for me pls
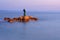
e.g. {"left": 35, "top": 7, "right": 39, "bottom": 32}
{"left": 4, "top": 16, "right": 38, "bottom": 23}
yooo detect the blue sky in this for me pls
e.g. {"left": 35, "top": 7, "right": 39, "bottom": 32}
{"left": 0, "top": 0, "right": 60, "bottom": 11}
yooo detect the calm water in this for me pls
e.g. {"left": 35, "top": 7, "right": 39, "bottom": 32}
{"left": 0, "top": 10, "right": 60, "bottom": 40}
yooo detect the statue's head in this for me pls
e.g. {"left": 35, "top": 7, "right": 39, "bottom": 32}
{"left": 23, "top": 9, "right": 26, "bottom": 12}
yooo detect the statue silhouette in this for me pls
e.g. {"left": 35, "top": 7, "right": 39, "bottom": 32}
{"left": 23, "top": 9, "right": 26, "bottom": 16}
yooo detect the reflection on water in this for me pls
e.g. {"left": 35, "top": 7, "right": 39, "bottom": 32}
{"left": 0, "top": 11, "right": 60, "bottom": 40}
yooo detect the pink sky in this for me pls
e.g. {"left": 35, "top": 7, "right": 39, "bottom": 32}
{"left": 0, "top": 0, "right": 60, "bottom": 11}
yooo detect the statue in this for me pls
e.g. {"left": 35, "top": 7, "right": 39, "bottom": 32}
{"left": 23, "top": 9, "right": 26, "bottom": 16}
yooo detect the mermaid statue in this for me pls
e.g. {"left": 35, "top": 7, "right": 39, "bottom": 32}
{"left": 23, "top": 9, "right": 26, "bottom": 16}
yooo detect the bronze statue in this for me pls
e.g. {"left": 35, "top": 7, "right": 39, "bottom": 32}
{"left": 23, "top": 9, "right": 26, "bottom": 16}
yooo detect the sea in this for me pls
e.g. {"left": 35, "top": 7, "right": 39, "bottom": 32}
{"left": 0, "top": 10, "right": 60, "bottom": 40}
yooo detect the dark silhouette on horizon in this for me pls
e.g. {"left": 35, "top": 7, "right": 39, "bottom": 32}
{"left": 23, "top": 9, "right": 26, "bottom": 16}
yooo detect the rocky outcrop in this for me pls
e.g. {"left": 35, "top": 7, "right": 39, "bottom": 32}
{"left": 4, "top": 16, "right": 38, "bottom": 23}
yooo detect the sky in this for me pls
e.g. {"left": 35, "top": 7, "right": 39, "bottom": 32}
{"left": 0, "top": 0, "right": 60, "bottom": 11}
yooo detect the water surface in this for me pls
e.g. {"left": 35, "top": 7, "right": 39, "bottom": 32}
{"left": 0, "top": 11, "right": 60, "bottom": 40}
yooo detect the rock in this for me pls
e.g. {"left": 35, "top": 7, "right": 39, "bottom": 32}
{"left": 30, "top": 17, "right": 38, "bottom": 21}
{"left": 29, "top": 16, "right": 33, "bottom": 19}
{"left": 18, "top": 16, "right": 30, "bottom": 22}
{"left": 23, "top": 16, "right": 30, "bottom": 20}
{"left": 13, "top": 18, "right": 18, "bottom": 21}
{"left": 4, "top": 16, "right": 38, "bottom": 22}
{"left": 8, "top": 19, "right": 14, "bottom": 23}
{"left": 19, "top": 16, "right": 24, "bottom": 20}
{"left": 4, "top": 17, "right": 10, "bottom": 21}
